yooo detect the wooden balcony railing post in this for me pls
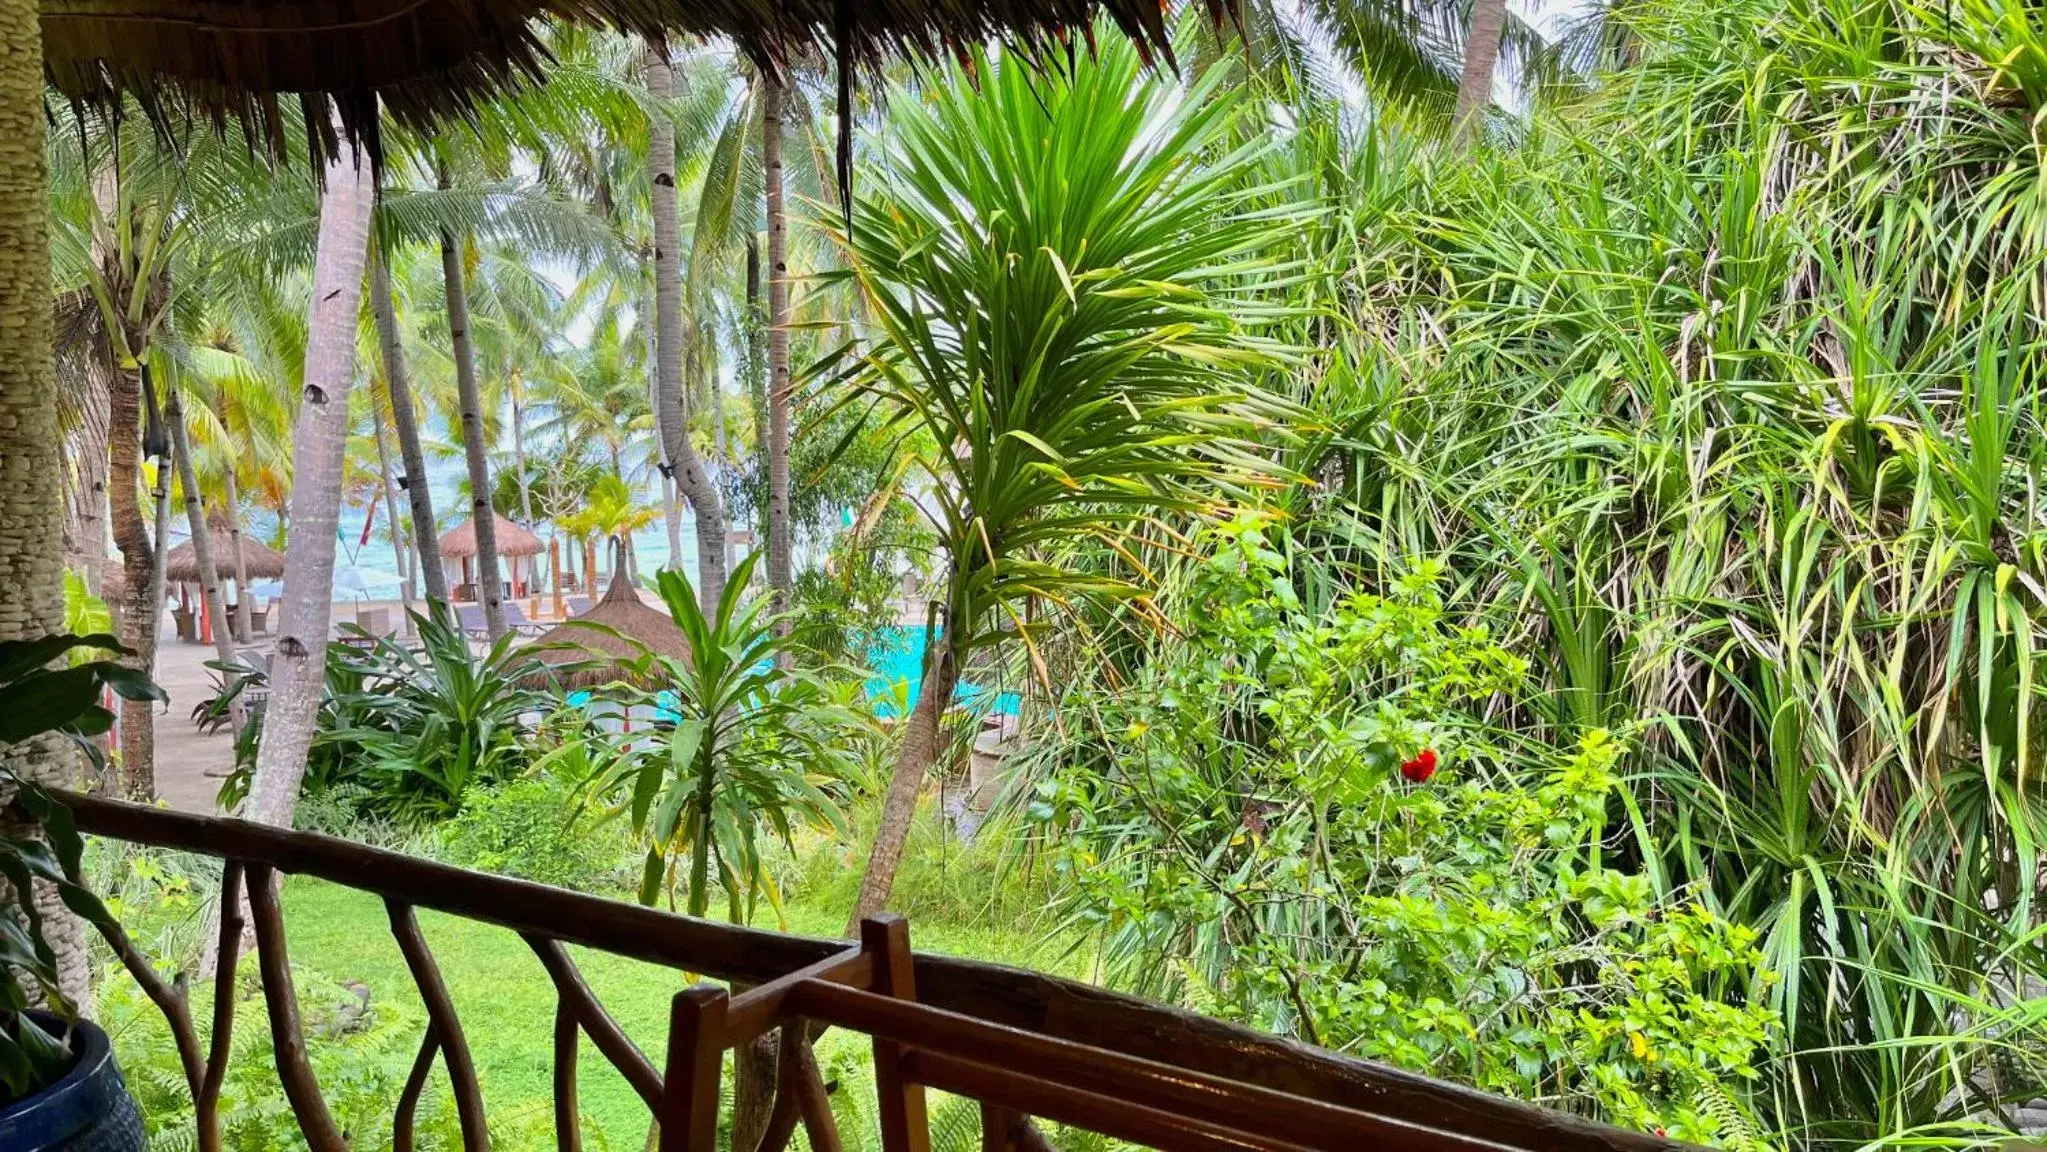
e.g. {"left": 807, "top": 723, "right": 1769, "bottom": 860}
{"left": 527, "top": 933, "right": 664, "bottom": 1108}
{"left": 553, "top": 1001, "right": 583, "bottom": 1152}
{"left": 196, "top": 860, "right": 244, "bottom": 1151}
{"left": 244, "top": 862, "right": 348, "bottom": 1152}
{"left": 394, "top": 1025, "right": 441, "bottom": 1152}
{"left": 68, "top": 795, "right": 1682, "bottom": 1152}
{"left": 659, "top": 984, "right": 730, "bottom": 1152}
{"left": 388, "top": 899, "right": 489, "bottom": 1148}
{"left": 861, "top": 915, "right": 931, "bottom": 1152}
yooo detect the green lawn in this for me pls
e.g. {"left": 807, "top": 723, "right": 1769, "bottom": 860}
{"left": 100, "top": 861, "right": 1080, "bottom": 1148}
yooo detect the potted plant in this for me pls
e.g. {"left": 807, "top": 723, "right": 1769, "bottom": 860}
{"left": 0, "top": 632, "right": 162, "bottom": 1151}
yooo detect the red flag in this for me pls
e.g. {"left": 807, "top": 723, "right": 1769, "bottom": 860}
{"left": 358, "top": 500, "right": 376, "bottom": 549}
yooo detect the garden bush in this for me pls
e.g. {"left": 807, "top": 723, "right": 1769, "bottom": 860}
{"left": 441, "top": 773, "right": 626, "bottom": 891}
{"left": 1029, "top": 516, "right": 1777, "bottom": 1142}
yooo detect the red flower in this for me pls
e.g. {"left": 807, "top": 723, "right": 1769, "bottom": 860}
{"left": 1653, "top": 1129, "right": 1667, "bottom": 1140}
{"left": 1399, "top": 748, "right": 1438, "bottom": 783}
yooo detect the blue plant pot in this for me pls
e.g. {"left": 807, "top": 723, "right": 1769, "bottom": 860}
{"left": 0, "top": 1014, "right": 146, "bottom": 1152}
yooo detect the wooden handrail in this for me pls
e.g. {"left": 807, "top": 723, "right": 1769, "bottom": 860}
{"left": 63, "top": 791, "right": 1672, "bottom": 1152}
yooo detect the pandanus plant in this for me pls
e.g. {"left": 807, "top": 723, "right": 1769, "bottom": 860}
{"left": 824, "top": 29, "right": 1302, "bottom": 922}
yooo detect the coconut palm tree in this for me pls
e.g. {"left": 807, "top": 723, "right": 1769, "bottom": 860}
{"left": 838, "top": 36, "right": 1298, "bottom": 920}
{"left": 370, "top": 243, "right": 450, "bottom": 606}
{"left": 644, "top": 42, "right": 730, "bottom": 610}
{"left": 243, "top": 138, "right": 376, "bottom": 829}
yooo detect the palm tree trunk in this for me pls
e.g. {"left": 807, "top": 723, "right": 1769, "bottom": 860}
{"left": 763, "top": 72, "right": 794, "bottom": 624}
{"left": 108, "top": 358, "right": 158, "bottom": 799}
{"left": 371, "top": 249, "right": 449, "bottom": 607}
{"left": 652, "top": 359, "right": 685, "bottom": 570}
{"left": 0, "top": 0, "right": 92, "bottom": 1004}
{"left": 439, "top": 175, "right": 506, "bottom": 640}
{"left": 852, "top": 629, "right": 959, "bottom": 924}
{"left": 60, "top": 329, "right": 113, "bottom": 594}
{"left": 646, "top": 47, "right": 728, "bottom": 609}
{"left": 166, "top": 387, "right": 241, "bottom": 720}
{"left": 221, "top": 466, "right": 252, "bottom": 642}
{"left": 244, "top": 139, "right": 375, "bottom": 830}
{"left": 511, "top": 376, "right": 536, "bottom": 524}
{"left": 371, "top": 395, "right": 418, "bottom": 631}
{"left": 1452, "top": 0, "right": 1508, "bottom": 147}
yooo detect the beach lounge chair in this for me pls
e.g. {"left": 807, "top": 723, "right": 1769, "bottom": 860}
{"left": 501, "top": 599, "right": 547, "bottom": 636}
{"left": 566, "top": 596, "right": 592, "bottom": 618}
{"left": 456, "top": 604, "right": 490, "bottom": 638}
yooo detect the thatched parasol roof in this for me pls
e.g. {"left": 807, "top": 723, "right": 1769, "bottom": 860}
{"left": 530, "top": 562, "right": 690, "bottom": 690}
{"left": 41, "top": 0, "right": 1212, "bottom": 165}
{"left": 438, "top": 513, "right": 544, "bottom": 559}
{"left": 163, "top": 535, "right": 286, "bottom": 583}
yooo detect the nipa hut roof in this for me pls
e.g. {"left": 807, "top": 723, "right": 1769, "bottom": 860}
{"left": 41, "top": 0, "right": 1214, "bottom": 167}
{"left": 531, "top": 564, "right": 690, "bottom": 690}
{"left": 438, "top": 513, "right": 544, "bottom": 559}
{"left": 163, "top": 535, "right": 287, "bottom": 583}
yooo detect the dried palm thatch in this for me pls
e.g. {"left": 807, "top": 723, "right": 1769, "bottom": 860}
{"left": 163, "top": 535, "right": 285, "bottom": 583}
{"left": 437, "top": 513, "right": 544, "bottom": 558}
{"left": 41, "top": 0, "right": 1223, "bottom": 163}
{"left": 530, "top": 560, "right": 689, "bottom": 690}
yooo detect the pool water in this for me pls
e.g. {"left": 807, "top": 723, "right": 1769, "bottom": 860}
{"left": 866, "top": 626, "right": 1020, "bottom": 719}
{"left": 566, "top": 626, "right": 1019, "bottom": 723}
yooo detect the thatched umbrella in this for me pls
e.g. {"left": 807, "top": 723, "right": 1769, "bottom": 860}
{"left": 438, "top": 513, "right": 544, "bottom": 597}
{"left": 437, "top": 513, "right": 542, "bottom": 559}
{"left": 530, "top": 559, "right": 690, "bottom": 691}
{"left": 163, "top": 536, "right": 285, "bottom": 584}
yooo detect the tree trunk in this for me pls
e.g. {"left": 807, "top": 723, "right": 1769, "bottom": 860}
{"left": 221, "top": 466, "right": 252, "bottom": 643}
{"left": 646, "top": 47, "right": 729, "bottom": 610}
{"left": 440, "top": 184, "right": 506, "bottom": 641}
{"left": 371, "top": 249, "right": 449, "bottom": 607}
{"left": 59, "top": 328, "right": 113, "bottom": 594}
{"left": 511, "top": 377, "right": 535, "bottom": 524}
{"left": 850, "top": 632, "right": 959, "bottom": 926}
{"left": 244, "top": 138, "right": 375, "bottom": 830}
{"left": 652, "top": 357, "right": 684, "bottom": 571}
{"left": 763, "top": 72, "right": 794, "bottom": 626}
{"left": 0, "top": 0, "right": 92, "bottom": 1005}
{"left": 1452, "top": 0, "right": 1508, "bottom": 147}
{"left": 166, "top": 387, "right": 241, "bottom": 730}
{"left": 371, "top": 393, "right": 418, "bottom": 631}
{"left": 109, "top": 358, "right": 158, "bottom": 800}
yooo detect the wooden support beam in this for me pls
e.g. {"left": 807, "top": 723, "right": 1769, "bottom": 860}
{"left": 862, "top": 915, "right": 930, "bottom": 1152}
{"left": 659, "top": 984, "right": 730, "bottom": 1152}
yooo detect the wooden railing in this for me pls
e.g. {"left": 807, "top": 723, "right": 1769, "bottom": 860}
{"left": 62, "top": 792, "right": 1671, "bottom": 1152}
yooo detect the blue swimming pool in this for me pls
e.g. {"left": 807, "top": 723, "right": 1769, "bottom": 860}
{"left": 866, "top": 625, "right": 1020, "bottom": 718}
{"left": 568, "top": 626, "right": 1018, "bottom": 722}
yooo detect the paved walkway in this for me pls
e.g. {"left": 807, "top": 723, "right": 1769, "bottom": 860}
{"left": 151, "top": 631, "right": 238, "bottom": 813}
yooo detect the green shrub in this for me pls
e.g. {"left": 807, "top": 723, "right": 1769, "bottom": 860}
{"left": 441, "top": 774, "right": 625, "bottom": 891}
{"left": 1031, "top": 516, "right": 1777, "bottom": 1143}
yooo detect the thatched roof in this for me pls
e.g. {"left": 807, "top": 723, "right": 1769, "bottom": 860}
{"left": 438, "top": 513, "right": 544, "bottom": 558}
{"left": 41, "top": 0, "right": 1213, "bottom": 163}
{"left": 531, "top": 563, "right": 689, "bottom": 690}
{"left": 164, "top": 535, "right": 286, "bottom": 583}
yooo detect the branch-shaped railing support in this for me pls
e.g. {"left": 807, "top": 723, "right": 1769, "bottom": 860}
{"left": 389, "top": 899, "right": 489, "bottom": 1147}
{"left": 245, "top": 862, "right": 347, "bottom": 1152}
{"left": 89, "top": 858, "right": 244, "bottom": 1152}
